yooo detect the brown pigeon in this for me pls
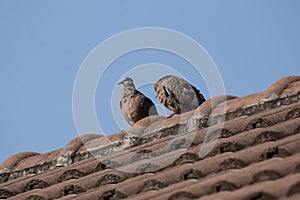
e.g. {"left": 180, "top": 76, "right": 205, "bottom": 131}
{"left": 154, "top": 75, "right": 205, "bottom": 118}
{"left": 119, "top": 77, "right": 158, "bottom": 126}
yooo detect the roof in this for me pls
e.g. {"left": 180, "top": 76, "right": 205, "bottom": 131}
{"left": 0, "top": 75, "right": 299, "bottom": 200}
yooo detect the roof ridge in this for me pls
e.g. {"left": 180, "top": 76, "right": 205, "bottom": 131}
{"left": 0, "top": 76, "right": 299, "bottom": 186}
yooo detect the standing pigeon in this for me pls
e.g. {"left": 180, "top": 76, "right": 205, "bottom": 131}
{"left": 154, "top": 75, "right": 205, "bottom": 118}
{"left": 119, "top": 77, "right": 158, "bottom": 126}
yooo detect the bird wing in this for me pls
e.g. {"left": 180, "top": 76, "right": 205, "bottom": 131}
{"left": 128, "top": 91, "right": 158, "bottom": 123}
{"left": 139, "top": 91, "right": 158, "bottom": 116}
{"left": 155, "top": 76, "right": 205, "bottom": 113}
{"left": 154, "top": 81, "right": 179, "bottom": 113}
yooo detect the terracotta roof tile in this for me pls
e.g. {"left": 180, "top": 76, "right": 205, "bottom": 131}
{"left": 268, "top": 76, "right": 300, "bottom": 95}
{"left": 193, "top": 95, "right": 238, "bottom": 117}
{"left": 212, "top": 76, "right": 300, "bottom": 116}
{"left": 0, "top": 152, "right": 39, "bottom": 173}
{"left": 62, "top": 134, "right": 102, "bottom": 153}
{"left": 142, "top": 154, "right": 300, "bottom": 199}
{"left": 14, "top": 149, "right": 63, "bottom": 171}
{"left": 0, "top": 75, "right": 299, "bottom": 200}
{"left": 199, "top": 173, "right": 300, "bottom": 200}
{"left": 123, "top": 136, "right": 300, "bottom": 200}
{"left": 280, "top": 194, "right": 300, "bottom": 200}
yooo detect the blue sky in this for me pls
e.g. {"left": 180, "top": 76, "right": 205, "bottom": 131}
{"left": 0, "top": 0, "right": 299, "bottom": 163}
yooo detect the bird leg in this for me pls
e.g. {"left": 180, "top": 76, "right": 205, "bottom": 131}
{"left": 166, "top": 113, "right": 175, "bottom": 119}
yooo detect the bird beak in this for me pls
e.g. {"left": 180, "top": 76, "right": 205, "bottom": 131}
{"left": 118, "top": 81, "right": 122, "bottom": 85}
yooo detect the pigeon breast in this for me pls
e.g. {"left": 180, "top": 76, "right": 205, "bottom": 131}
{"left": 120, "top": 78, "right": 158, "bottom": 126}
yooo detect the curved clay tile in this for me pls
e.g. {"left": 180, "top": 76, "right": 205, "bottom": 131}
{"left": 0, "top": 152, "right": 40, "bottom": 172}
{"left": 61, "top": 134, "right": 102, "bottom": 155}
{"left": 267, "top": 76, "right": 300, "bottom": 94}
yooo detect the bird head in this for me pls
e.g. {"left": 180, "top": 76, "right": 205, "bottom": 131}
{"left": 118, "top": 77, "right": 135, "bottom": 88}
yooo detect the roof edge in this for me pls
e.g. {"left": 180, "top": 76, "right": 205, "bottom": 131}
{"left": 0, "top": 75, "right": 299, "bottom": 183}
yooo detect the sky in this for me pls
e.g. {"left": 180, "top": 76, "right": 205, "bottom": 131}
{"left": 0, "top": 0, "right": 299, "bottom": 163}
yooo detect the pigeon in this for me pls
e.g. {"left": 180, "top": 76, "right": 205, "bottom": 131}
{"left": 154, "top": 75, "right": 205, "bottom": 118}
{"left": 118, "top": 77, "right": 158, "bottom": 126}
